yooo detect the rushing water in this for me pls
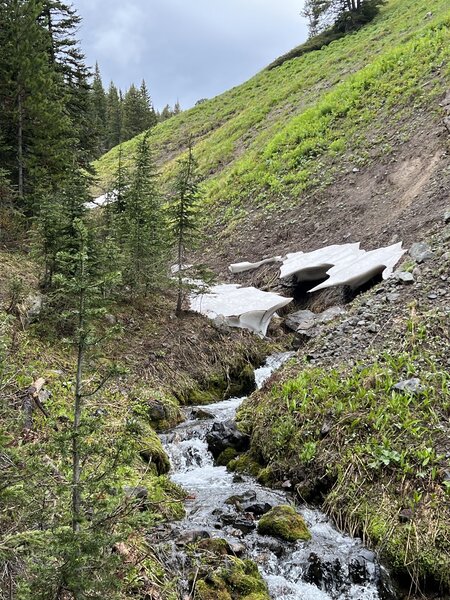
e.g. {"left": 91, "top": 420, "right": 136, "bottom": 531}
{"left": 160, "top": 353, "right": 395, "bottom": 600}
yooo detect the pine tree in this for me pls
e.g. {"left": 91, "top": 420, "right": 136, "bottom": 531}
{"left": 122, "top": 84, "right": 141, "bottom": 141}
{"left": 39, "top": 0, "right": 98, "bottom": 166}
{"left": 303, "top": 0, "right": 384, "bottom": 35}
{"left": 140, "top": 79, "right": 158, "bottom": 130}
{"left": 0, "top": 0, "right": 76, "bottom": 212}
{"left": 168, "top": 140, "right": 202, "bottom": 315}
{"left": 90, "top": 63, "right": 108, "bottom": 155}
{"left": 106, "top": 81, "right": 123, "bottom": 150}
{"left": 119, "top": 132, "right": 168, "bottom": 296}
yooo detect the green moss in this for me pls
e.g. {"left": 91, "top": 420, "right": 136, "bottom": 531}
{"left": 197, "top": 538, "right": 232, "bottom": 556}
{"left": 228, "top": 454, "right": 262, "bottom": 477}
{"left": 195, "top": 558, "right": 269, "bottom": 600}
{"left": 217, "top": 448, "right": 239, "bottom": 466}
{"left": 257, "top": 505, "right": 311, "bottom": 542}
{"left": 256, "top": 467, "right": 274, "bottom": 486}
{"left": 137, "top": 423, "right": 170, "bottom": 475}
{"left": 186, "top": 363, "right": 256, "bottom": 406}
{"left": 195, "top": 580, "right": 232, "bottom": 600}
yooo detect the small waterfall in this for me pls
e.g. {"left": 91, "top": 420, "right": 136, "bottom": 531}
{"left": 160, "top": 353, "right": 396, "bottom": 600}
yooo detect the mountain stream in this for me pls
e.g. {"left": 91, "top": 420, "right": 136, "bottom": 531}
{"left": 159, "top": 353, "right": 396, "bottom": 600}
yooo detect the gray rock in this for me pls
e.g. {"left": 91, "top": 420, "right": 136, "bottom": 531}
{"left": 285, "top": 310, "right": 316, "bottom": 331}
{"left": 444, "top": 116, "right": 450, "bottom": 133}
{"left": 176, "top": 530, "right": 211, "bottom": 545}
{"left": 396, "top": 271, "right": 414, "bottom": 284}
{"left": 191, "top": 407, "right": 215, "bottom": 420}
{"left": 444, "top": 209, "right": 450, "bottom": 224}
{"left": 316, "top": 306, "right": 346, "bottom": 323}
{"left": 19, "top": 293, "right": 44, "bottom": 326}
{"left": 393, "top": 378, "right": 424, "bottom": 395}
{"left": 409, "top": 242, "right": 434, "bottom": 263}
{"left": 206, "top": 419, "right": 250, "bottom": 458}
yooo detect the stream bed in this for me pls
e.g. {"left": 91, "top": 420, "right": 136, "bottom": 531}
{"left": 159, "top": 353, "right": 396, "bottom": 600}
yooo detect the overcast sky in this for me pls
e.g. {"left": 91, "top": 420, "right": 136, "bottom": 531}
{"left": 73, "top": 0, "right": 308, "bottom": 111}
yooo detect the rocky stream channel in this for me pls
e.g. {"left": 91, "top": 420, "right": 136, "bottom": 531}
{"left": 158, "top": 353, "right": 397, "bottom": 600}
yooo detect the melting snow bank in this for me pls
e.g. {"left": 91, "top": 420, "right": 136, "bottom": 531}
{"left": 229, "top": 256, "right": 283, "bottom": 274}
{"left": 85, "top": 190, "right": 118, "bottom": 209}
{"left": 232, "top": 243, "right": 406, "bottom": 291}
{"left": 190, "top": 283, "right": 292, "bottom": 336}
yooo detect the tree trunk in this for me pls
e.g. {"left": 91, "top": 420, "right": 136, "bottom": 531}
{"left": 17, "top": 91, "right": 24, "bottom": 200}
{"left": 72, "top": 249, "right": 86, "bottom": 534}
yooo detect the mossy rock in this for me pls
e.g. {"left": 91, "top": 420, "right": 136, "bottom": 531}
{"left": 256, "top": 467, "right": 275, "bottom": 486}
{"left": 197, "top": 537, "right": 233, "bottom": 556}
{"left": 185, "top": 363, "right": 256, "bottom": 406}
{"left": 217, "top": 448, "right": 239, "bottom": 466}
{"left": 195, "top": 558, "right": 269, "bottom": 600}
{"left": 228, "top": 454, "right": 262, "bottom": 477}
{"left": 137, "top": 424, "right": 171, "bottom": 475}
{"left": 195, "top": 579, "right": 232, "bottom": 600}
{"left": 257, "top": 505, "right": 311, "bottom": 542}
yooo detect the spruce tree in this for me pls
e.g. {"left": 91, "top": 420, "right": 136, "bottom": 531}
{"left": 140, "top": 79, "right": 158, "bottom": 129}
{"left": 119, "top": 132, "right": 167, "bottom": 296}
{"left": 0, "top": 0, "right": 75, "bottom": 212}
{"left": 106, "top": 81, "right": 123, "bottom": 150}
{"left": 90, "top": 63, "right": 108, "bottom": 155}
{"left": 168, "top": 140, "right": 202, "bottom": 315}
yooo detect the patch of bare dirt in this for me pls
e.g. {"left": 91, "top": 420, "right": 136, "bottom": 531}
{"left": 195, "top": 102, "right": 450, "bottom": 279}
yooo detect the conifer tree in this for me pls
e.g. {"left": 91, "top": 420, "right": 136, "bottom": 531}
{"left": 90, "top": 62, "right": 108, "bottom": 155}
{"left": 0, "top": 0, "right": 75, "bottom": 212}
{"left": 140, "top": 79, "right": 158, "bottom": 129}
{"left": 169, "top": 140, "right": 202, "bottom": 315}
{"left": 106, "top": 81, "right": 123, "bottom": 150}
{"left": 119, "top": 132, "right": 167, "bottom": 296}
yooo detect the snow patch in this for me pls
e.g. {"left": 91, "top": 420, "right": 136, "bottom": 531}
{"left": 190, "top": 284, "right": 292, "bottom": 336}
{"left": 229, "top": 256, "right": 283, "bottom": 274}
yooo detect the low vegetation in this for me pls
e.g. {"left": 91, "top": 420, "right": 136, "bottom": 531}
{"left": 237, "top": 307, "right": 450, "bottom": 591}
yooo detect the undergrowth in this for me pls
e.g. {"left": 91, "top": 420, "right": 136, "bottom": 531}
{"left": 238, "top": 308, "right": 450, "bottom": 592}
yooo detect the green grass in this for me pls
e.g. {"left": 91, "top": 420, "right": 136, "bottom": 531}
{"left": 95, "top": 0, "right": 450, "bottom": 232}
{"left": 237, "top": 308, "right": 450, "bottom": 591}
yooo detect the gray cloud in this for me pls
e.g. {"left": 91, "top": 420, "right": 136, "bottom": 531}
{"left": 74, "top": 0, "right": 308, "bottom": 110}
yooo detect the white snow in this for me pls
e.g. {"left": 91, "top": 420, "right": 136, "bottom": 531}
{"left": 190, "top": 283, "right": 292, "bottom": 336}
{"left": 310, "top": 243, "right": 406, "bottom": 291}
{"left": 229, "top": 256, "right": 283, "bottom": 274}
{"left": 85, "top": 190, "right": 117, "bottom": 210}
{"left": 278, "top": 242, "right": 405, "bottom": 291}
{"left": 280, "top": 244, "right": 363, "bottom": 281}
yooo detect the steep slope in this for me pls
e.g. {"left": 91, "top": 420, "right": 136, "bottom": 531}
{"left": 95, "top": 0, "right": 450, "bottom": 274}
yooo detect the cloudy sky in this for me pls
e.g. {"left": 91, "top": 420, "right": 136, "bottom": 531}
{"left": 73, "top": 0, "right": 308, "bottom": 110}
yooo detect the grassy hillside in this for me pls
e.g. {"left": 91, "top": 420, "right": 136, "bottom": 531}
{"left": 95, "top": 0, "right": 450, "bottom": 262}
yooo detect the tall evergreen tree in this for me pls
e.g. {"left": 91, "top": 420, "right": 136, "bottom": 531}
{"left": 106, "top": 81, "right": 122, "bottom": 150}
{"left": 303, "top": 0, "right": 384, "bottom": 35}
{"left": 90, "top": 62, "right": 108, "bottom": 155}
{"left": 0, "top": 0, "right": 74, "bottom": 212}
{"left": 168, "top": 140, "right": 202, "bottom": 315}
{"left": 119, "top": 132, "right": 167, "bottom": 296}
{"left": 140, "top": 79, "right": 157, "bottom": 129}
{"left": 122, "top": 81, "right": 157, "bottom": 142}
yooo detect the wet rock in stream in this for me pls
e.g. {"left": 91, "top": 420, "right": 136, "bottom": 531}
{"left": 206, "top": 418, "right": 250, "bottom": 458}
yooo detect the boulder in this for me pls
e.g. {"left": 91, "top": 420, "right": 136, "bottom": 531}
{"left": 257, "top": 505, "right": 311, "bottom": 542}
{"left": 206, "top": 419, "right": 250, "bottom": 459}
{"left": 409, "top": 242, "right": 434, "bottom": 264}
{"left": 444, "top": 209, "right": 450, "bottom": 224}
